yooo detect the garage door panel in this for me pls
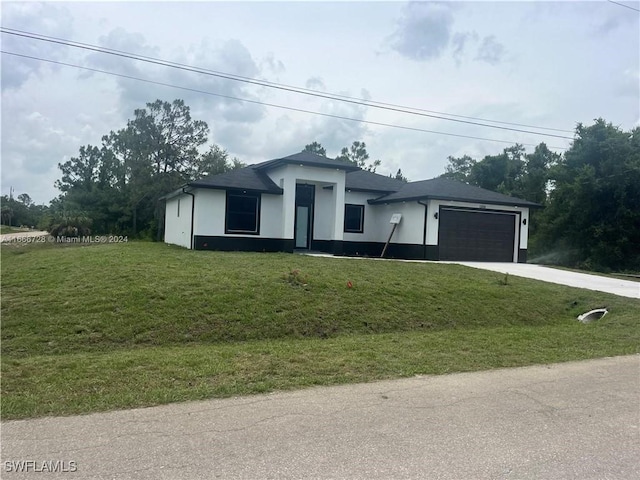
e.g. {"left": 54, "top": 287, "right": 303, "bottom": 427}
{"left": 439, "top": 209, "right": 516, "bottom": 262}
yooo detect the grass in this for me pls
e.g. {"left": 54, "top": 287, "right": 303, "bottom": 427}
{"left": 2, "top": 242, "right": 639, "bottom": 420}
{"left": 0, "top": 225, "right": 30, "bottom": 235}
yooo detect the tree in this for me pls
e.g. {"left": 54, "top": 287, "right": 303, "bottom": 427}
{"left": 520, "top": 143, "right": 559, "bottom": 205}
{"left": 1, "top": 204, "right": 13, "bottom": 226}
{"left": 47, "top": 211, "right": 92, "bottom": 237}
{"left": 393, "top": 169, "right": 408, "bottom": 182}
{"left": 53, "top": 99, "right": 220, "bottom": 238}
{"left": 194, "top": 145, "right": 246, "bottom": 178}
{"left": 441, "top": 154, "right": 476, "bottom": 182}
{"left": 336, "top": 141, "right": 381, "bottom": 172}
{"left": 304, "top": 142, "right": 326, "bottom": 156}
{"left": 17, "top": 193, "right": 32, "bottom": 206}
{"left": 441, "top": 145, "right": 532, "bottom": 200}
{"left": 1, "top": 194, "right": 48, "bottom": 228}
{"left": 469, "top": 144, "right": 525, "bottom": 196}
{"left": 55, "top": 145, "right": 103, "bottom": 193}
{"left": 128, "top": 99, "right": 209, "bottom": 177}
{"left": 537, "top": 119, "right": 640, "bottom": 270}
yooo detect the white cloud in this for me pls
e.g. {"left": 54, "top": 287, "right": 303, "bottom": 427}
{"left": 387, "top": 2, "right": 454, "bottom": 61}
{"left": 0, "top": 1, "right": 638, "bottom": 205}
{"left": 305, "top": 77, "right": 326, "bottom": 91}
{"left": 1, "top": 2, "right": 74, "bottom": 90}
{"left": 475, "top": 35, "right": 506, "bottom": 65}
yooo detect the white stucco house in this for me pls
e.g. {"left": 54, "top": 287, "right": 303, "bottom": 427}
{"left": 161, "top": 151, "right": 540, "bottom": 262}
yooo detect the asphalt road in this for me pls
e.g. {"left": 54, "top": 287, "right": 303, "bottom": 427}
{"left": 1, "top": 355, "right": 638, "bottom": 479}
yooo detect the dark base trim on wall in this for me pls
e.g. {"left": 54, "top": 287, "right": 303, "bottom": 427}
{"left": 193, "top": 235, "right": 522, "bottom": 263}
{"left": 425, "top": 245, "right": 439, "bottom": 261}
{"left": 312, "top": 240, "right": 428, "bottom": 260}
{"left": 194, "top": 235, "right": 294, "bottom": 253}
{"left": 518, "top": 249, "right": 527, "bottom": 263}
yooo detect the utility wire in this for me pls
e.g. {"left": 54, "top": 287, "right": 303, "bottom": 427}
{"left": 1, "top": 50, "right": 570, "bottom": 150}
{"left": 1, "top": 27, "right": 575, "bottom": 139}
{"left": 607, "top": 0, "right": 640, "bottom": 13}
{"left": 1, "top": 27, "right": 574, "bottom": 134}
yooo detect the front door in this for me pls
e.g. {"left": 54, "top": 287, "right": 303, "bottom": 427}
{"left": 294, "top": 184, "right": 315, "bottom": 249}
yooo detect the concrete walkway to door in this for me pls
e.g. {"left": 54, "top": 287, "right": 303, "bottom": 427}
{"left": 454, "top": 262, "right": 640, "bottom": 299}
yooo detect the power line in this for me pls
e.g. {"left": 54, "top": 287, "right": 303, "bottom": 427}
{"left": 0, "top": 27, "right": 574, "bottom": 134}
{"left": 0, "top": 27, "right": 575, "bottom": 139}
{"left": 1, "top": 50, "right": 570, "bottom": 150}
{"left": 607, "top": 0, "right": 640, "bottom": 13}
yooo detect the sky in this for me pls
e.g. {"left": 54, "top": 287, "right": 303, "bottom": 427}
{"left": 1, "top": 0, "right": 639, "bottom": 205}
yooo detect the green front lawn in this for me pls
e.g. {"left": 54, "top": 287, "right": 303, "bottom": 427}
{"left": 2, "top": 242, "right": 638, "bottom": 419}
{"left": 0, "top": 225, "right": 30, "bottom": 235}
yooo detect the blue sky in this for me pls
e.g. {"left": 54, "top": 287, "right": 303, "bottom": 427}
{"left": 2, "top": 0, "right": 639, "bottom": 204}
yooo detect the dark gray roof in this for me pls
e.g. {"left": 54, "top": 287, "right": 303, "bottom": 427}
{"left": 183, "top": 151, "right": 359, "bottom": 194}
{"left": 345, "top": 170, "right": 406, "bottom": 193}
{"left": 369, "top": 177, "right": 541, "bottom": 208}
{"left": 254, "top": 151, "right": 360, "bottom": 172}
{"left": 189, "top": 166, "right": 283, "bottom": 194}
{"left": 171, "top": 151, "right": 540, "bottom": 209}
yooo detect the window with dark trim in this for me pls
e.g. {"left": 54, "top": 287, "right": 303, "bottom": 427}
{"left": 344, "top": 204, "right": 365, "bottom": 233}
{"left": 225, "top": 191, "right": 260, "bottom": 234}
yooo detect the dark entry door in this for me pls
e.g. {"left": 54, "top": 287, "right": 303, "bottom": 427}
{"left": 294, "top": 184, "right": 315, "bottom": 249}
{"left": 438, "top": 208, "right": 516, "bottom": 262}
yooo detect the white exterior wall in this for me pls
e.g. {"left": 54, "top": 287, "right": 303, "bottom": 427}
{"left": 166, "top": 182, "right": 530, "bottom": 256}
{"left": 192, "top": 188, "right": 283, "bottom": 239}
{"left": 343, "top": 191, "right": 382, "bottom": 242}
{"left": 265, "top": 165, "right": 347, "bottom": 241}
{"left": 260, "top": 194, "right": 284, "bottom": 238}
{"left": 370, "top": 201, "right": 425, "bottom": 245}
{"left": 192, "top": 189, "right": 226, "bottom": 237}
{"left": 426, "top": 199, "right": 530, "bottom": 249}
{"left": 342, "top": 192, "right": 427, "bottom": 245}
{"left": 164, "top": 194, "right": 193, "bottom": 248}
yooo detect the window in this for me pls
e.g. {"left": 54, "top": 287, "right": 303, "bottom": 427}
{"left": 177, "top": 199, "right": 180, "bottom": 217}
{"left": 344, "top": 204, "right": 364, "bottom": 233}
{"left": 225, "top": 191, "right": 260, "bottom": 234}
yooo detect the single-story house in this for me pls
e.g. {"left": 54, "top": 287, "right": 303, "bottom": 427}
{"left": 161, "top": 151, "right": 541, "bottom": 262}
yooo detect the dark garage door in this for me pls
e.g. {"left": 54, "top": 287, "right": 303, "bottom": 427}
{"left": 438, "top": 208, "right": 517, "bottom": 262}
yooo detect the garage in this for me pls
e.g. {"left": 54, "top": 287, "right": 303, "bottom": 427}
{"left": 438, "top": 207, "right": 518, "bottom": 262}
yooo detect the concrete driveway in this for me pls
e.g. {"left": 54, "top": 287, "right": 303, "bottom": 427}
{"left": 1, "top": 355, "right": 638, "bottom": 479}
{"left": 305, "top": 253, "right": 639, "bottom": 299}
{"left": 455, "top": 262, "right": 640, "bottom": 299}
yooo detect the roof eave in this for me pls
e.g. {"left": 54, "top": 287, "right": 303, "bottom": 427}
{"left": 369, "top": 194, "right": 541, "bottom": 208}
{"left": 254, "top": 159, "right": 360, "bottom": 172}
{"left": 347, "top": 187, "right": 401, "bottom": 194}
{"left": 187, "top": 183, "right": 283, "bottom": 195}
{"left": 158, "top": 185, "right": 191, "bottom": 201}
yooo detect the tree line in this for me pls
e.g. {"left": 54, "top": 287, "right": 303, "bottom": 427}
{"left": 0, "top": 193, "right": 47, "bottom": 229}
{"left": 26, "top": 100, "right": 244, "bottom": 239}
{"left": 3, "top": 97, "right": 637, "bottom": 271}
{"left": 441, "top": 120, "right": 639, "bottom": 271}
